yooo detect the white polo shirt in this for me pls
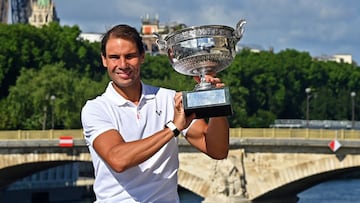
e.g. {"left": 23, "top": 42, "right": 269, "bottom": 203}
{"left": 81, "top": 81, "right": 180, "bottom": 203}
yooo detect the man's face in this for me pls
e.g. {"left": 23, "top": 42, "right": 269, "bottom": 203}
{"left": 101, "top": 37, "right": 144, "bottom": 88}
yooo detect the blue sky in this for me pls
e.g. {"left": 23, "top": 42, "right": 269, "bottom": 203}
{"left": 54, "top": 0, "right": 360, "bottom": 63}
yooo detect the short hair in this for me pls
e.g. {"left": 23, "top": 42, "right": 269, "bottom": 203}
{"left": 101, "top": 24, "right": 145, "bottom": 56}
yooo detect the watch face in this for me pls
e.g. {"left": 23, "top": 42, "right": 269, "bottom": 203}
{"left": 166, "top": 121, "right": 177, "bottom": 131}
{"left": 165, "top": 121, "right": 180, "bottom": 137}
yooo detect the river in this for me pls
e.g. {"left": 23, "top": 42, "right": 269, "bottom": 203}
{"left": 2, "top": 178, "right": 360, "bottom": 202}
{"left": 297, "top": 178, "right": 360, "bottom": 203}
{"left": 180, "top": 178, "right": 360, "bottom": 202}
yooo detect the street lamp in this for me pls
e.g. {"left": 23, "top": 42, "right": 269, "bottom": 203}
{"left": 50, "top": 95, "right": 56, "bottom": 129}
{"left": 351, "top": 92, "right": 356, "bottom": 129}
{"left": 305, "top": 88, "right": 312, "bottom": 128}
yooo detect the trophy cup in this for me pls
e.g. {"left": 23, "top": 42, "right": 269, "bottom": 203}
{"left": 154, "top": 19, "right": 246, "bottom": 118}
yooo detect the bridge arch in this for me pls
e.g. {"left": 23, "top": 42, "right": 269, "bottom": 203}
{"left": 3, "top": 135, "right": 360, "bottom": 202}
{"left": 250, "top": 154, "right": 360, "bottom": 201}
{"left": 0, "top": 161, "right": 79, "bottom": 188}
{"left": 178, "top": 168, "right": 210, "bottom": 198}
{"left": 0, "top": 150, "right": 91, "bottom": 188}
{"left": 2, "top": 159, "right": 211, "bottom": 199}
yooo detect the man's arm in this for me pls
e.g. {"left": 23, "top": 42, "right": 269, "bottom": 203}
{"left": 185, "top": 117, "right": 229, "bottom": 159}
{"left": 92, "top": 127, "right": 176, "bottom": 173}
{"left": 184, "top": 74, "right": 230, "bottom": 159}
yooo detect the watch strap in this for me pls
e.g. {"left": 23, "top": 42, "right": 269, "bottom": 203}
{"left": 165, "top": 121, "right": 180, "bottom": 137}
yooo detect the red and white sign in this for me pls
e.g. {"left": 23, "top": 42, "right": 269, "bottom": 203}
{"left": 59, "top": 136, "right": 74, "bottom": 147}
{"left": 328, "top": 139, "right": 341, "bottom": 152}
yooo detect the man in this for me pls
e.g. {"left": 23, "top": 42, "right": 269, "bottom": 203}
{"left": 81, "top": 24, "right": 229, "bottom": 203}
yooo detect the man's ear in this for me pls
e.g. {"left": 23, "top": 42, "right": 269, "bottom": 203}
{"left": 101, "top": 54, "right": 107, "bottom": 68}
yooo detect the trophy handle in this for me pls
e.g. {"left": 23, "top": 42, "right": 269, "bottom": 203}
{"left": 233, "top": 19, "right": 246, "bottom": 41}
{"left": 153, "top": 32, "right": 167, "bottom": 51}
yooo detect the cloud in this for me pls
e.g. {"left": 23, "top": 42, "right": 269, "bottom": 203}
{"left": 54, "top": 0, "right": 360, "bottom": 62}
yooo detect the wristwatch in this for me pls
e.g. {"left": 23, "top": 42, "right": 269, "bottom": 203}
{"left": 165, "top": 121, "right": 180, "bottom": 137}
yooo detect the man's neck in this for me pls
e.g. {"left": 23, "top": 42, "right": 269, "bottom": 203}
{"left": 112, "top": 81, "right": 142, "bottom": 105}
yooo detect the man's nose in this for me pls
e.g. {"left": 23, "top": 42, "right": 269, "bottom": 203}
{"left": 118, "top": 57, "right": 127, "bottom": 67}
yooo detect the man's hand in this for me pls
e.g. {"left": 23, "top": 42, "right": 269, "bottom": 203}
{"left": 193, "top": 74, "right": 225, "bottom": 88}
{"left": 173, "top": 92, "right": 195, "bottom": 131}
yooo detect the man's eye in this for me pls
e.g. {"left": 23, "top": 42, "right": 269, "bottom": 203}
{"left": 125, "top": 54, "right": 138, "bottom": 60}
{"left": 109, "top": 55, "right": 120, "bottom": 59}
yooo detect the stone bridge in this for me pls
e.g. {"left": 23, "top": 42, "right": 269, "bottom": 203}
{"left": 1, "top": 129, "right": 360, "bottom": 202}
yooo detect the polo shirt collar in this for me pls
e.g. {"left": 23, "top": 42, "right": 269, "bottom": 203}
{"left": 103, "top": 81, "right": 156, "bottom": 106}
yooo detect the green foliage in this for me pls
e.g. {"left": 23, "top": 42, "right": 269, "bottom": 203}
{"left": 0, "top": 23, "right": 359, "bottom": 129}
{"left": 223, "top": 49, "right": 360, "bottom": 127}
{"left": 0, "top": 22, "right": 102, "bottom": 98}
{"left": 142, "top": 54, "right": 196, "bottom": 91}
{"left": 0, "top": 63, "right": 105, "bottom": 129}
{"left": 0, "top": 23, "right": 105, "bottom": 129}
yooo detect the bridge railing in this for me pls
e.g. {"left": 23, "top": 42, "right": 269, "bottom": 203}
{"left": 0, "top": 128, "right": 359, "bottom": 140}
{"left": 0, "top": 129, "right": 83, "bottom": 140}
{"left": 230, "top": 128, "right": 360, "bottom": 140}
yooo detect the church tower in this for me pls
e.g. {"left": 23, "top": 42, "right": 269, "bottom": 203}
{"left": 28, "top": 0, "right": 59, "bottom": 27}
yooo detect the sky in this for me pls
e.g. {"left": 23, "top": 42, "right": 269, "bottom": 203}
{"left": 53, "top": 0, "right": 360, "bottom": 63}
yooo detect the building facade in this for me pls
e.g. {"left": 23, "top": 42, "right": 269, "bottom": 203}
{"left": 28, "top": 0, "right": 59, "bottom": 27}
{"left": 0, "top": 0, "right": 9, "bottom": 23}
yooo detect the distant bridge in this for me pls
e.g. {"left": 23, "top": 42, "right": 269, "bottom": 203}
{"left": 1, "top": 128, "right": 360, "bottom": 202}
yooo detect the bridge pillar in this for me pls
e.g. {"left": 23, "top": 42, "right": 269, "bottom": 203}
{"left": 179, "top": 149, "right": 250, "bottom": 203}
{"left": 201, "top": 149, "right": 249, "bottom": 203}
{"left": 202, "top": 196, "right": 250, "bottom": 203}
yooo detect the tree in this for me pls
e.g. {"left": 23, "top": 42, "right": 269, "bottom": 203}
{"left": 142, "top": 54, "right": 197, "bottom": 91}
{"left": 0, "top": 63, "right": 105, "bottom": 129}
{"left": 0, "top": 23, "right": 102, "bottom": 99}
{"left": 1, "top": 22, "right": 360, "bottom": 129}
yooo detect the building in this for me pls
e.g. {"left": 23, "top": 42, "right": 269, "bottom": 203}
{"left": 140, "top": 13, "right": 186, "bottom": 55}
{"left": 140, "top": 14, "right": 162, "bottom": 55}
{"left": 78, "top": 14, "right": 186, "bottom": 56}
{"left": 314, "top": 54, "right": 353, "bottom": 64}
{"left": 28, "top": 0, "right": 59, "bottom": 27}
{"left": 0, "top": 0, "right": 9, "bottom": 23}
{"left": 78, "top": 32, "right": 102, "bottom": 43}
{"left": 331, "top": 54, "right": 353, "bottom": 64}
{"left": 9, "top": 0, "right": 32, "bottom": 24}
{"left": 0, "top": 0, "right": 59, "bottom": 25}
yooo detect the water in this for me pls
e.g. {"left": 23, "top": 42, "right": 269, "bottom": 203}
{"left": 179, "top": 187, "right": 204, "bottom": 203}
{"left": 2, "top": 179, "right": 360, "bottom": 202}
{"left": 183, "top": 179, "right": 360, "bottom": 203}
{"left": 298, "top": 178, "right": 360, "bottom": 203}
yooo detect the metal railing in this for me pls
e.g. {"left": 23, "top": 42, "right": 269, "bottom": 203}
{"left": 0, "top": 128, "right": 359, "bottom": 140}
{"left": 0, "top": 129, "right": 84, "bottom": 140}
{"left": 230, "top": 128, "right": 360, "bottom": 140}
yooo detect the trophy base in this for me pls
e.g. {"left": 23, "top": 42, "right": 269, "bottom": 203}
{"left": 182, "top": 87, "right": 233, "bottom": 118}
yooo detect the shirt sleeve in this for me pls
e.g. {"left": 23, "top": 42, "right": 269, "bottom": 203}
{"left": 81, "top": 100, "right": 116, "bottom": 146}
{"left": 181, "top": 119, "right": 197, "bottom": 137}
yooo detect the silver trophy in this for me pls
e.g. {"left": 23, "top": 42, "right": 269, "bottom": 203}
{"left": 154, "top": 19, "right": 246, "bottom": 118}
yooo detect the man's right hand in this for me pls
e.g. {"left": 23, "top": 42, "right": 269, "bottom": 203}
{"left": 173, "top": 92, "right": 195, "bottom": 131}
